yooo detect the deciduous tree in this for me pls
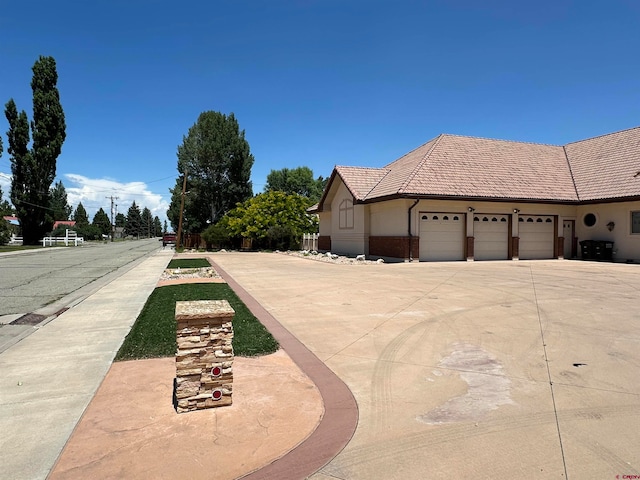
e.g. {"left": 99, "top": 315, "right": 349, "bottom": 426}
{"left": 223, "top": 191, "right": 317, "bottom": 250}
{"left": 168, "top": 111, "right": 254, "bottom": 233}
{"left": 265, "top": 166, "right": 327, "bottom": 203}
{"left": 4, "top": 56, "right": 66, "bottom": 244}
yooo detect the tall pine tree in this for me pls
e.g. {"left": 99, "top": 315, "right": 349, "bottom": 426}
{"left": 5, "top": 56, "right": 66, "bottom": 244}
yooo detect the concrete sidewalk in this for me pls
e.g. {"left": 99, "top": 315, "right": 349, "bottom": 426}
{"left": 0, "top": 248, "right": 172, "bottom": 480}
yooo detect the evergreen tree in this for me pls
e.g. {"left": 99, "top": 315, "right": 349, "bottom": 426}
{"left": 48, "top": 180, "right": 72, "bottom": 222}
{"left": 115, "top": 212, "right": 126, "bottom": 227}
{"left": 163, "top": 219, "right": 168, "bottom": 234}
{"left": 92, "top": 207, "right": 111, "bottom": 236}
{"left": 124, "top": 201, "right": 142, "bottom": 238}
{"left": 168, "top": 111, "right": 254, "bottom": 232}
{"left": 153, "top": 216, "right": 162, "bottom": 237}
{"left": 5, "top": 56, "right": 66, "bottom": 244}
{"left": 72, "top": 202, "right": 89, "bottom": 226}
{"left": 141, "top": 207, "right": 153, "bottom": 238}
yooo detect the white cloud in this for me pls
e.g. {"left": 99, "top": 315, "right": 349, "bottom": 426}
{"left": 64, "top": 173, "right": 170, "bottom": 224}
{"left": 0, "top": 172, "right": 11, "bottom": 199}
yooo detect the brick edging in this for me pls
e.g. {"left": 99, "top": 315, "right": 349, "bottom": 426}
{"left": 209, "top": 258, "right": 359, "bottom": 480}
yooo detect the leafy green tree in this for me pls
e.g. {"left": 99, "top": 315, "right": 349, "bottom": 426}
{"left": 4, "top": 56, "right": 66, "bottom": 244}
{"left": 223, "top": 191, "right": 318, "bottom": 250}
{"left": 163, "top": 219, "right": 168, "bottom": 234}
{"left": 115, "top": 212, "right": 126, "bottom": 227}
{"left": 265, "top": 166, "right": 327, "bottom": 203}
{"left": 168, "top": 111, "right": 254, "bottom": 233}
{"left": 92, "top": 207, "right": 111, "bottom": 236}
{"left": 153, "top": 216, "right": 162, "bottom": 237}
{"left": 72, "top": 202, "right": 89, "bottom": 226}
{"left": 125, "top": 201, "right": 142, "bottom": 238}
{"left": 48, "top": 180, "right": 72, "bottom": 222}
{"left": 0, "top": 181, "right": 15, "bottom": 216}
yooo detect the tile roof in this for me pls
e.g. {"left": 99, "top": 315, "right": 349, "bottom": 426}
{"left": 565, "top": 126, "right": 640, "bottom": 201}
{"left": 324, "top": 126, "right": 640, "bottom": 207}
{"left": 333, "top": 166, "right": 388, "bottom": 201}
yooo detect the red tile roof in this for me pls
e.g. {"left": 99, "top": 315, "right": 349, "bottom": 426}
{"left": 565, "top": 126, "right": 640, "bottom": 201}
{"left": 320, "top": 127, "right": 640, "bottom": 209}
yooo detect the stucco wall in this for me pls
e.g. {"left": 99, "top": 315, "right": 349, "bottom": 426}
{"left": 318, "top": 176, "right": 640, "bottom": 261}
{"left": 329, "top": 182, "right": 369, "bottom": 256}
{"left": 575, "top": 201, "right": 640, "bottom": 262}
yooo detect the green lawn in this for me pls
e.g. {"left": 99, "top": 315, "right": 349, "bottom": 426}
{"left": 167, "top": 258, "right": 211, "bottom": 269}
{"left": 115, "top": 283, "right": 279, "bottom": 361}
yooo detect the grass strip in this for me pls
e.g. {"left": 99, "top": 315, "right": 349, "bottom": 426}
{"left": 115, "top": 283, "right": 279, "bottom": 361}
{"left": 167, "top": 258, "right": 211, "bottom": 269}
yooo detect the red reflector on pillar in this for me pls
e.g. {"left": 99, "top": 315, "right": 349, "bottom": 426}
{"left": 212, "top": 389, "right": 223, "bottom": 401}
{"left": 211, "top": 366, "right": 222, "bottom": 377}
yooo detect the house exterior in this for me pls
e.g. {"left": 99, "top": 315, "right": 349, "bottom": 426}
{"left": 316, "top": 127, "right": 640, "bottom": 262}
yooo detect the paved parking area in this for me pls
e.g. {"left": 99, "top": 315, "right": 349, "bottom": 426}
{"left": 211, "top": 253, "right": 640, "bottom": 480}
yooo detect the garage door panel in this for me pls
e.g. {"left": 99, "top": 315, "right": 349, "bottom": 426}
{"left": 474, "top": 215, "right": 509, "bottom": 261}
{"left": 519, "top": 216, "right": 554, "bottom": 260}
{"left": 419, "top": 213, "right": 465, "bottom": 261}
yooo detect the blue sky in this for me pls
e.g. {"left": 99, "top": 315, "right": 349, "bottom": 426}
{"left": 1, "top": 0, "right": 640, "bottom": 226}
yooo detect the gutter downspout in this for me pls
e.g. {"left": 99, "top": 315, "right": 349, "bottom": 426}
{"left": 408, "top": 199, "right": 420, "bottom": 262}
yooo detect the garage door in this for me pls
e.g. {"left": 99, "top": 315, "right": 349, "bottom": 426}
{"left": 419, "top": 213, "right": 465, "bottom": 261}
{"left": 519, "top": 216, "right": 555, "bottom": 260}
{"left": 474, "top": 214, "right": 509, "bottom": 260}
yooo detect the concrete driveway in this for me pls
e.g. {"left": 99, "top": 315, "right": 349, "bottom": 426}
{"left": 211, "top": 253, "right": 640, "bottom": 480}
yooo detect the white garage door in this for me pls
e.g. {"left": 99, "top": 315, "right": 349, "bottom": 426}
{"left": 519, "top": 216, "right": 555, "bottom": 260}
{"left": 473, "top": 214, "right": 509, "bottom": 260}
{"left": 419, "top": 213, "right": 465, "bottom": 261}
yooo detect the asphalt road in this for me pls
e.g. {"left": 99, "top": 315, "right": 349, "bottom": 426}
{"left": 0, "top": 239, "right": 164, "bottom": 318}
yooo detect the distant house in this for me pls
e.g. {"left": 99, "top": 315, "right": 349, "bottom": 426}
{"left": 52, "top": 220, "right": 76, "bottom": 230}
{"left": 3, "top": 215, "right": 19, "bottom": 227}
{"left": 316, "top": 126, "right": 640, "bottom": 263}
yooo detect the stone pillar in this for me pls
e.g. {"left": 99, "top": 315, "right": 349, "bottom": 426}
{"left": 175, "top": 300, "right": 234, "bottom": 413}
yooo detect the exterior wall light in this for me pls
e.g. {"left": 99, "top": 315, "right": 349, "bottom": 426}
{"left": 468, "top": 207, "right": 475, "bottom": 212}
{"left": 513, "top": 208, "right": 520, "bottom": 213}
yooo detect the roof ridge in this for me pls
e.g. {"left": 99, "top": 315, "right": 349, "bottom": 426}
{"left": 362, "top": 170, "right": 392, "bottom": 200}
{"left": 565, "top": 125, "right": 640, "bottom": 146}
{"left": 398, "top": 134, "right": 444, "bottom": 193}
{"left": 383, "top": 135, "right": 441, "bottom": 168}
{"left": 562, "top": 145, "right": 580, "bottom": 201}
{"left": 335, "top": 165, "right": 388, "bottom": 201}
{"left": 441, "top": 132, "right": 562, "bottom": 147}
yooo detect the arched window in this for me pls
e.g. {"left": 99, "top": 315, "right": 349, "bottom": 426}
{"left": 339, "top": 198, "right": 354, "bottom": 229}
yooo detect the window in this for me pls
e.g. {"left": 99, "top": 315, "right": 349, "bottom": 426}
{"left": 339, "top": 198, "right": 354, "bottom": 229}
{"left": 584, "top": 213, "right": 597, "bottom": 227}
{"left": 631, "top": 211, "right": 640, "bottom": 234}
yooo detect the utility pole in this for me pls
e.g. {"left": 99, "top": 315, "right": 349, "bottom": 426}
{"left": 106, "top": 196, "right": 119, "bottom": 242}
{"left": 176, "top": 170, "right": 188, "bottom": 250}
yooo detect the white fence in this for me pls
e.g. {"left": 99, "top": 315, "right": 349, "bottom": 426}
{"left": 42, "top": 229, "right": 84, "bottom": 247}
{"left": 302, "top": 233, "right": 319, "bottom": 251}
{"left": 9, "top": 234, "right": 23, "bottom": 245}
